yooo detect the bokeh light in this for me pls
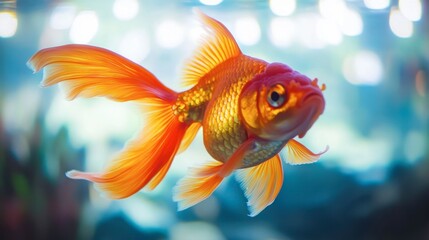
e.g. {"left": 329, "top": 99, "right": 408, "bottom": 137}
{"left": 268, "top": 17, "right": 295, "bottom": 47}
{"left": 199, "top": 0, "right": 223, "bottom": 6}
{"left": 398, "top": 0, "right": 422, "bottom": 22}
{"left": 117, "top": 30, "right": 150, "bottom": 63}
{"left": 0, "top": 11, "right": 17, "bottom": 38}
{"left": 69, "top": 11, "right": 99, "bottom": 43}
{"left": 389, "top": 8, "right": 413, "bottom": 38}
{"left": 156, "top": 19, "right": 185, "bottom": 48}
{"left": 296, "top": 13, "right": 325, "bottom": 49}
{"left": 339, "top": 8, "right": 363, "bottom": 36}
{"left": 112, "top": 0, "right": 139, "bottom": 21}
{"left": 404, "top": 131, "right": 426, "bottom": 163}
{"left": 415, "top": 70, "right": 426, "bottom": 97}
{"left": 318, "top": 0, "right": 362, "bottom": 37}
{"left": 316, "top": 18, "right": 343, "bottom": 45}
{"left": 269, "top": 0, "right": 296, "bottom": 17}
{"left": 121, "top": 197, "right": 175, "bottom": 229}
{"left": 170, "top": 222, "right": 225, "bottom": 240}
{"left": 363, "top": 0, "right": 390, "bottom": 10}
{"left": 49, "top": 3, "right": 76, "bottom": 30}
{"left": 342, "top": 50, "right": 384, "bottom": 85}
{"left": 319, "top": 0, "right": 348, "bottom": 22}
{"left": 233, "top": 16, "right": 261, "bottom": 46}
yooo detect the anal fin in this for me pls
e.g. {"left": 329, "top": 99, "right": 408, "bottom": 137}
{"left": 173, "top": 161, "right": 223, "bottom": 211}
{"left": 173, "top": 138, "right": 257, "bottom": 210}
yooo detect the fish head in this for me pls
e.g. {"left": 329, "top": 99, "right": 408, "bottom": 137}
{"left": 239, "top": 62, "right": 326, "bottom": 141}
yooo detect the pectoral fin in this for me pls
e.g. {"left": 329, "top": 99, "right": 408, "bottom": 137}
{"left": 282, "top": 139, "right": 328, "bottom": 165}
{"left": 236, "top": 154, "right": 283, "bottom": 217}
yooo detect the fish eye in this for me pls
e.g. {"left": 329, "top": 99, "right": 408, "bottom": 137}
{"left": 267, "top": 84, "right": 286, "bottom": 108}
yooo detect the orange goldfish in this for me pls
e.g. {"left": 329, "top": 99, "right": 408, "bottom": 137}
{"left": 28, "top": 10, "right": 327, "bottom": 216}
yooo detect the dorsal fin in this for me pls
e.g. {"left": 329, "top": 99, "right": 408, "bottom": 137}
{"left": 182, "top": 9, "right": 242, "bottom": 87}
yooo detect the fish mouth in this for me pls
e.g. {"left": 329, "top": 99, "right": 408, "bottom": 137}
{"left": 277, "top": 92, "right": 324, "bottom": 139}
{"left": 296, "top": 93, "right": 325, "bottom": 138}
{"left": 303, "top": 92, "right": 323, "bottom": 104}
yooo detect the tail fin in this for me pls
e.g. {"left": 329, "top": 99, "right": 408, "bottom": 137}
{"left": 67, "top": 98, "right": 188, "bottom": 198}
{"left": 28, "top": 44, "right": 174, "bottom": 102}
{"left": 29, "top": 44, "right": 190, "bottom": 198}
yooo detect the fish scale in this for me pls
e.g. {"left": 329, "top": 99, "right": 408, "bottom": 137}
{"left": 241, "top": 140, "right": 284, "bottom": 167}
{"left": 193, "top": 55, "right": 269, "bottom": 164}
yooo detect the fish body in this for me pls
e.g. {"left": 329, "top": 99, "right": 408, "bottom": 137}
{"left": 178, "top": 55, "right": 269, "bottom": 165}
{"left": 28, "top": 10, "right": 327, "bottom": 216}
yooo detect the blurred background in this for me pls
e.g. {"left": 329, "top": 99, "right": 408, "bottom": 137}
{"left": 1, "top": 0, "right": 428, "bottom": 239}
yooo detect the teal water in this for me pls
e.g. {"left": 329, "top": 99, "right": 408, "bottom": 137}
{"left": 1, "top": 0, "right": 428, "bottom": 239}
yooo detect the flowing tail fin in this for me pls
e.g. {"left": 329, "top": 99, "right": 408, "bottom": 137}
{"left": 28, "top": 44, "right": 192, "bottom": 198}
{"left": 28, "top": 44, "right": 174, "bottom": 102}
{"left": 66, "top": 98, "right": 188, "bottom": 198}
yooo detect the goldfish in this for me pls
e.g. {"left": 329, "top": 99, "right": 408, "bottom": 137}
{"left": 28, "top": 10, "right": 327, "bottom": 216}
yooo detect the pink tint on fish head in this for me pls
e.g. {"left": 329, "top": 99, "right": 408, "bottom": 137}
{"left": 239, "top": 62, "right": 326, "bottom": 141}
